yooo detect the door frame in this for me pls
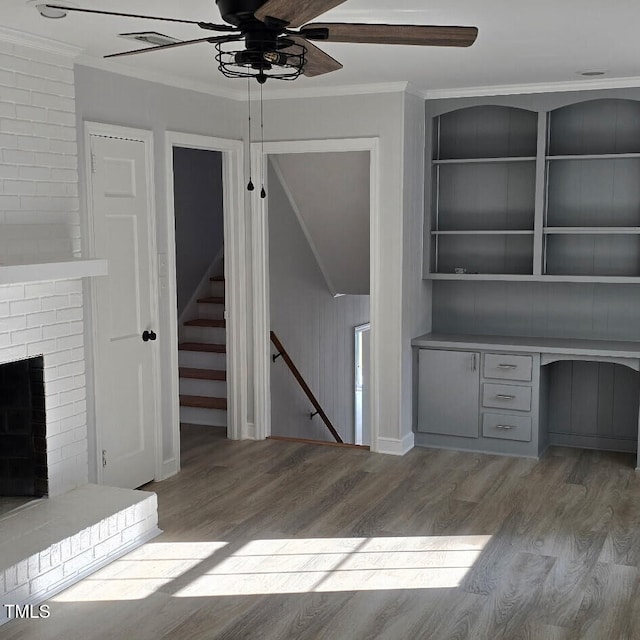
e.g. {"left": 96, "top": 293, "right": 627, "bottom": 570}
{"left": 250, "top": 137, "right": 381, "bottom": 449}
{"left": 83, "top": 122, "right": 161, "bottom": 485}
{"left": 354, "top": 322, "right": 371, "bottom": 446}
{"left": 164, "top": 132, "right": 247, "bottom": 471}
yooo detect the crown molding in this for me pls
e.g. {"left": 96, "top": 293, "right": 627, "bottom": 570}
{"left": 75, "top": 58, "right": 412, "bottom": 102}
{"left": 262, "top": 81, "right": 409, "bottom": 101}
{"left": 0, "top": 25, "right": 82, "bottom": 57}
{"left": 76, "top": 54, "right": 245, "bottom": 101}
{"left": 77, "top": 55, "right": 640, "bottom": 105}
{"left": 421, "top": 76, "right": 640, "bottom": 100}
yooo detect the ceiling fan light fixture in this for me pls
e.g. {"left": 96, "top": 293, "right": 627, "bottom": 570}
{"left": 216, "top": 37, "right": 306, "bottom": 82}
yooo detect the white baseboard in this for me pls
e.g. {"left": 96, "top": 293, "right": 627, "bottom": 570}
{"left": 161, "top": 457, "right": 179, "bottom": 480}
{"left": 375, "top": 432, "right": 415, "bottom": 456}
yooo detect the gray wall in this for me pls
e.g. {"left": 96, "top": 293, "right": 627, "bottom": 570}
{"left": 402, "top": 93, "right": 430, "bottom": 437}
{"left": 273, "top": 151, "right": 370, "bottom": 295}
{"left": 74, "top": 65, "right": 243, "bottom": 475}
{"left": 268, "top": 160, "right": 370, "bottom": 443}
{"left": 261, "top": 91, "right": 411, "bottom": 447}
{"left": 433, "top": 281, "right": 640, "bottom": 342}
{"left": 173, "top": 147, "right": 223, "bottom": 316}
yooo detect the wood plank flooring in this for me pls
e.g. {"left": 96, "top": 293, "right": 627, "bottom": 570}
{"left": 3, "top": 425, "right": 640, "bottom": 639}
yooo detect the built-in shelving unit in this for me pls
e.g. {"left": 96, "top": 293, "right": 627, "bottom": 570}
{"left": 420, "top": 95, "right": 640, "bottom": 460}
{"left": 428, "top": 98, "right": 640, "bottom": 282}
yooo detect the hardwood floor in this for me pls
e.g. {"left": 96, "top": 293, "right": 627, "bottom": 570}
{"left": 4, "top": 425, "right": 640, "bottom": 639}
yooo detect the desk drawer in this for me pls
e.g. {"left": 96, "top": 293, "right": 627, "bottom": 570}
{"left": 482, "top": 383, "right": 531, "bottom": 412}
{"left": 482, "top": 413, "right": 531, "bottom": 442}
{"left": 484, "top": 353, "right": 532, "bottom": 382}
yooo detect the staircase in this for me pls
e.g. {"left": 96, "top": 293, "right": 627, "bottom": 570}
{"left": 178, "top": 275, "right": 227, "bottom": 427}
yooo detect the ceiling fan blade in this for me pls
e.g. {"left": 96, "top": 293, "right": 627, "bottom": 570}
{"left": 255, "top": 0, "right": 348, "bottom": 29}
{"left": 104, "top": 35, "right": 234, "bottom": 59}
{"left": 42, "top": 5, "right": 236, "bottom": 31}
{"left": 302, "top": 23, "right": 479, "bottom": 47}
{"left": 285, "top": 36, "right": 342, "bottom": 77}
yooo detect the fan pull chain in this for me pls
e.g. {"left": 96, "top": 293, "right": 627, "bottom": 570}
{"left": 246, "top": 77, "right": 254, "bottom": 192}
{"left": 260, "top": 81, "right": 266, "bottom": 199}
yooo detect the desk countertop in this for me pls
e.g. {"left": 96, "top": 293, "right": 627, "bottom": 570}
{"left": 412, "top": 333, "right": 640, "bottom": 359}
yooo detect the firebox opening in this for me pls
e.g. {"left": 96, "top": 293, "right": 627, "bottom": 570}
{"left": 0, "top": 356, "right": 47, "bottom": 507}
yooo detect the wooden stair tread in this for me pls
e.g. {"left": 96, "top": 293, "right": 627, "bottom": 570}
{"left": 180, "top": 395, "right": 227, "bottom": 410}
{"left": 197, "top": 296, "right": 225, "bottom": 305}
{"left": 179, "top": 342, "right": 226, "bottom": 353}
{"left": 184, "top": 318, "right": 226, "bottom": 328}
{"left": 179, "top": 367, "right": 226, "bottom": 381}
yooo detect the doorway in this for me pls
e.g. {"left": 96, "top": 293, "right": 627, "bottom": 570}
{"left": 163, "top": 132, "right": 246, "bottom": 476}
{"left": 250, "top": 138, "right": 380, "bottom": 448}
{"left": 354, "top": 323, "right": 370, "bottom": 446}
{"left": 172, "top": 147, "right": 227, "bottom": 434}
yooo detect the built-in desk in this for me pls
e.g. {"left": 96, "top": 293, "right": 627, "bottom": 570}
{"left": 412, "top": 333, "right": 640, "bottom": 468}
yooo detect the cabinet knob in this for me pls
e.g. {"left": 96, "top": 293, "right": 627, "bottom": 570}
{"left": 142, "top": 330, "right": 157, "bottom": 342}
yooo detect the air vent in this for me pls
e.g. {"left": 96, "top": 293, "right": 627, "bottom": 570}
{"left": 119, "top": 32, "right": 181, "bottom": 46}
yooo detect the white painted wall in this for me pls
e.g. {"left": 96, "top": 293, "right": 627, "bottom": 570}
{"left": 268, "top": 161, "right": 369, "bottom": 443}
{"left": 273, "top": 151, "right": 370, "bottom": 295}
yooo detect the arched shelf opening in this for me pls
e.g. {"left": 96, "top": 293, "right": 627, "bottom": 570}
{"left": 549, "top": 98, "right": 640, "bottom": 156}
{"left": 544, "top": 98, "right": 640, "bottom": 277}
{"left": 430, "top": 105, "right": 538, "bottom": 275}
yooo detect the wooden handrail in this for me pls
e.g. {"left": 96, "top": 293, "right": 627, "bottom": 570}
{"left": 270, "top": 331, "right": 343, "bottom": 444}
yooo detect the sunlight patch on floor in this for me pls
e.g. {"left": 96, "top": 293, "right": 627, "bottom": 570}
{"left": 51, "top": 541, "right": 228, "bottom": 602}
{"left": 175, "top": 535, "right": 492, "bottom": 597}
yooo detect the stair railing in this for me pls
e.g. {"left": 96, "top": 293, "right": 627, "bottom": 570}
{"left": 270, "top": 331, "right": 343, "bottom": 444}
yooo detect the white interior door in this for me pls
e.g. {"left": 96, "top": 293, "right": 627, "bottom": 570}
{"left": 89, "top": 132, "right": 158, "bottom": 489}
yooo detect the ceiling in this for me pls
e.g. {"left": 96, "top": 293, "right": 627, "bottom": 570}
{"left": 4, "top": 0, "right": 640, "bottom": 98}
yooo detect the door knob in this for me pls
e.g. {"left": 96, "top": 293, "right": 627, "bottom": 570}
{"left": 142, "top": 330, "right": 157, "bottom": 342}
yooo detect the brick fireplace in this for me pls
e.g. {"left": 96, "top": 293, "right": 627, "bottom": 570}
{"left": 1, "top": 278, "right": 89, "bottom": 498}
{"left": 0, "top": 31, "right": 160, "bottom": 621}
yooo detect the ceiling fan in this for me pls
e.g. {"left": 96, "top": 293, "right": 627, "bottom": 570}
{"left": 43, "top": 0, "right": 478, "bottom": 83}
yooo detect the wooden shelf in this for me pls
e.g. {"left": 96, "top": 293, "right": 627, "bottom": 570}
{"left": 433, "top": 156, "right": 536, "bottom": 165}
{"left": 428, "top": 273, "right": 535, "bottom": 281}
{"left": 547, "top": 153, "right": 640, "bottom": 161}
{"left": 432, "top": 230, "right": 534, "bottom": 236}
{"left": 544, "top": 227, "right": 640, "bottom": 235}
{"left": 428, "top": 273, "right": 640, "bottom": 283}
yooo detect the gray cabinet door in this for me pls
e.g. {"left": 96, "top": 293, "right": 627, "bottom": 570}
{"left": 417, "top": 349, "right": 480, "bottom": 438}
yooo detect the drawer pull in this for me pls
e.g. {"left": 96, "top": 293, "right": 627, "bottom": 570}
{"left": 497, "top": 364, "right": 518, "bottom": 369}
{"left": 495, "top": 425, "right": 515, "bottom": 430}
{"left": 495, "top": 394, "right": 516, "bottom": 400}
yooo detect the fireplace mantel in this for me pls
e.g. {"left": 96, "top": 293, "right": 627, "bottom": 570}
{"left": 0, "top": 259, "right": 108, "bottom": 285}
